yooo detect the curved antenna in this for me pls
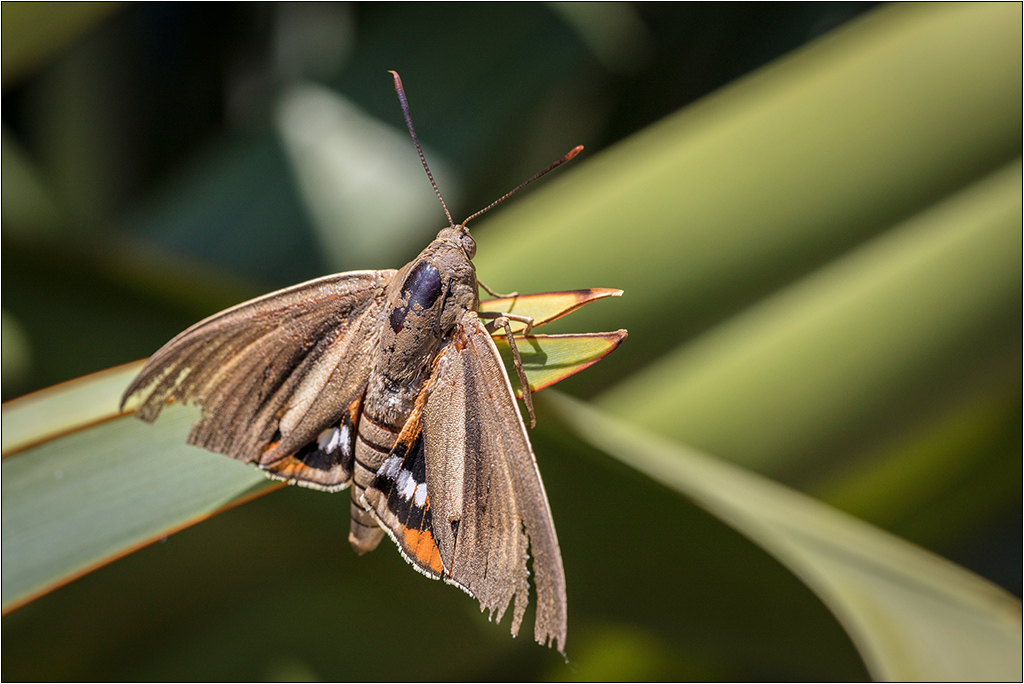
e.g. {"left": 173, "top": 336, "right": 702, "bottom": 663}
{"left": 462, "top": 145, "right": 584, "bottom": 228}
{"left": 389, "top": 70, "right": 455, "bottom": 229}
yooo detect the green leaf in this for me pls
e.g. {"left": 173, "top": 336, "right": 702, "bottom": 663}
{"left": 480, "top": 288, "right": 623, "bottom": 334}
{"left": 1, "top": 370, "right": 273, "bottom": 612}
{"left": 598, "top": 161, "right": 1022, "bottom": 475}
{"left": 546, "top": 392, "right": 1022, "bottom": 681}
{"left": 3, "top": 362, "right": 140, "bottom": 456}
{"left": 494, "top": 330, "right": 627, "bottom": 394}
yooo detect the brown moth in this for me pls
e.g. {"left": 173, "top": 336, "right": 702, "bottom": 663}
{"left": 122, "top": 72, "right": 618, "bottom": 653}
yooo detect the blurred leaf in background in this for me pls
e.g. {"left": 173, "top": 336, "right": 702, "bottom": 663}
{"left": 2, "top": 2, "right": 1020, "bottom": 681}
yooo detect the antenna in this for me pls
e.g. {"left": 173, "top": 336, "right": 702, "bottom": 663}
{"left": 389, "top": 70, "right": 455, "bottom": 230}
{"left": 462, "top": 145, "right": 583, "bottom": 227}
{"left": 389, "top": 70, "right": 583, "bottom": 231}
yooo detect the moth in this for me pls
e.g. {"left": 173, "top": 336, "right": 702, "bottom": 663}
{"left": 121, "top": 72, "right": 624, "bottom": 653}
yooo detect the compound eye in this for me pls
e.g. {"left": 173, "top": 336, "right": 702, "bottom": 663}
{"left": 459, "top": 230, "right": 477, "bottom": 259}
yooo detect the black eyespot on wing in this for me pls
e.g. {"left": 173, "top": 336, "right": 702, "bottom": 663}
{"left": 390, "top": 261, "right": 441, "bottom": 332}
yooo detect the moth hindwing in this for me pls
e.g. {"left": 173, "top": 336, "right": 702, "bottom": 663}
{"left": 121, "top": 71, "right": 611, "bottom": 654}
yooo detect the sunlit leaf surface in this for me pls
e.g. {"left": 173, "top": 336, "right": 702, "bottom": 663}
{"left": 1, "top": 373, "right": 273, "bottom": 612}
{"left": 495, "top": 331, "right": 627, "bottom": 395}
{"left": 480, "top": 288, "right": 623, "bottom": 333}
{"left": 2, "top": 362, "right": 142, "bottom": 456}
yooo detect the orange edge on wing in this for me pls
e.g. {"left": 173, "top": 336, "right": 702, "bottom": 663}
{"left": 403, "top": 527, "right": 445, "bottom": 574}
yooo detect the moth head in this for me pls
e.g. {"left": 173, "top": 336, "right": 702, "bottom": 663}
{"left": 436, "top": 225, "right": 477, "bottom": 260}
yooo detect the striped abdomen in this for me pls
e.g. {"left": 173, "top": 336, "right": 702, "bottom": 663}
{"left": 347, "top": 372, "right": 421, "bottom": 554}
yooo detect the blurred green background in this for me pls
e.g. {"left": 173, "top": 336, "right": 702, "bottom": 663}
{"left": 2, "top": 3, "right": 1020, "bottom": 681}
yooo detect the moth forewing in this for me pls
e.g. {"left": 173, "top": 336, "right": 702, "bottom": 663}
{"left": 416, "top": 350, "right": 466, "bottom": 566}
{"left": 268, "top": 299, "right": 386, "bottom": 456}
{"left": 423, "top": 331, "right": 529, "bottom": 628}
{"left": 470, "top": 316, "right": 568, "bottom": 652}
{"left": 422, "top": 312, "right": 567, "bottom": 651}
{"left": 121, "top": 269, "right": 392, "bottom": 477}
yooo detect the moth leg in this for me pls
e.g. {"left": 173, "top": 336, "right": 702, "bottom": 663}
{"left": 493, "top": 315, "right": 536, "bottom": 429}
{"left": 479, "top": 310, "right": 534, "bottom": 335}
{"left": 477, "top": 278, "right": 518, "bottom": 299}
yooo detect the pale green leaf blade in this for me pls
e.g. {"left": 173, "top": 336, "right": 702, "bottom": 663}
{"left": 495, "top": 331, "right": 627, "bottom": 394}
{"left": 2, "top": 381, "right": 272, "bottom": 612}
{"left": 546, "top": 392, "right": 1023, "bottom": 681}
{"left": 2, "top": 361, "right": 143, "bottom": 455}
{"left": 480, "top": 288, "right": 623, "bottom": 333}
{"left": 0, "top": 327, "right": 629, "bottom": 611}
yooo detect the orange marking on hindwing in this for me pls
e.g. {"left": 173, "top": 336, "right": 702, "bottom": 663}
{"left": 265, "top": 455, "right": 305, "bottom": 477}
{"left": 403, "top": 527, "right": 444, "bottom": 574}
